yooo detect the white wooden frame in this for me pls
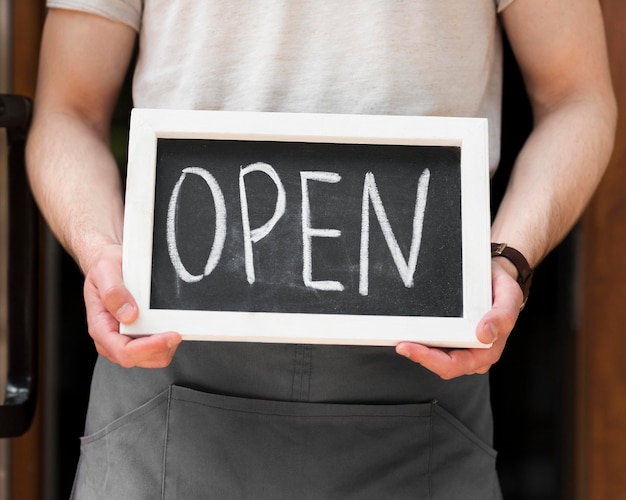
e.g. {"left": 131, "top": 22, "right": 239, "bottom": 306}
{"left": 122, "top": 109, "right": 492, "bottom": 348}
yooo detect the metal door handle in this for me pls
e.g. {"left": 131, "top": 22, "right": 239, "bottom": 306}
{"left": 0, "top": 94, "right": 38, "bottom": 438}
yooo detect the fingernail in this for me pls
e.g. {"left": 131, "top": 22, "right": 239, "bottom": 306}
{"left": 397, "top": 346, "right": 411, "bottom": 358}
{"left": 167, "top": 335, "right": 182, "bottom": 350}
{"left": 485, "top": 323, "right": 498, "bottom": 343}
{"left": 116, "top": 303, "right": 134, "bottom": 323}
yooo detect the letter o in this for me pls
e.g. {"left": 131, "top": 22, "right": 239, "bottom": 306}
{"left": 166, "top": 167, "right": 227, "bottom": 283}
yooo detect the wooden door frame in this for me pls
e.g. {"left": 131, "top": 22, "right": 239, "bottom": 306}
{"left": 578, "top": 1, "right": 626, "bottom": 499}
{"left": 9, "top": 2, "right": 45, "bottom": 500}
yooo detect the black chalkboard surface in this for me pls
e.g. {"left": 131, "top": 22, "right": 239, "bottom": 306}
{"left": 122, "top": 110, "right": 491, "bottom": 347}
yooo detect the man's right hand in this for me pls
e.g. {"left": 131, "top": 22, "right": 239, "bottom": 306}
{"left": 83, "top": 244, "right": 182, "bottom": 368}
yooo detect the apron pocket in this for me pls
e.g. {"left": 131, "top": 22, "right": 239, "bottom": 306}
{"left": 73, "top": 385, "right": 500, "bottom": 500}
{"left": 72, "top": 388, "right": 170, "bottom": 500}
{"left": 430, "top": 402, "right": 501, "bottom": 500}
{"left": 163, "top": 385, "right": 432, "bottom": 500}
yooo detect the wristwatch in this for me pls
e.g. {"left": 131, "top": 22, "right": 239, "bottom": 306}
{"left": 491, "top": 242, "right": 533, "bottom": 310}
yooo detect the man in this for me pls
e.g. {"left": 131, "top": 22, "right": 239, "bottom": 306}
{"left": 27, "top": 1, "right": 616, "bottom": 498}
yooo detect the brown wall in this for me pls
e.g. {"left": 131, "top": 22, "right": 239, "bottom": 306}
{"left": 578, "top": 1, "right": 626, "bottom": 498}
{"left": 10, "top": 2, "right": 45, "bottom": 500}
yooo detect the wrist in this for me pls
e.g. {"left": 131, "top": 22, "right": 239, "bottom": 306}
{"left": 491, "top": 243, "right": 534, "bottom": 309}
{"left": 75, "top": 237, "right": 123, "bottom": 276}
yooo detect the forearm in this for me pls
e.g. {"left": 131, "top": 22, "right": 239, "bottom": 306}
{"left": 491, "top": 90, "right": 617, "bottom": 269}
{"left": 26, "top": 109, "right": 125, "bottom": 274}
{"left": 495, "top": 0, "right": 618, "bottom": 270}
{"left": 25, "top": 8, "right": 136, "bottom": 275}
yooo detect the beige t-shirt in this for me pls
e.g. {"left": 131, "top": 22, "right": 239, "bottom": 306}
{"left": 48, "top": 0, "right": 516, "bottom": 171}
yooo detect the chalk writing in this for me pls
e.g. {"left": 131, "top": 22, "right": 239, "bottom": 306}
{"left": 166, "top": 164, "right": 431, "bottom": 297}
{"left": 239, "top": 162, "right": 286, "bottom": 284}
{"left": 301, "top": 171, "right": 344, "bottom": 292}
{"left": 167, "top": 167, "right": 226, "bottom": 283}
{"left": 151, "top": 138, "right": 463, "bottom": 318}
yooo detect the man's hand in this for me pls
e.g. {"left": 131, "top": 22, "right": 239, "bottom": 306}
{"left": 83, "top": 244, "right": 182, "bottom": 368}
{"left": 395, "top": 260, "right": 523, "bottom": 379}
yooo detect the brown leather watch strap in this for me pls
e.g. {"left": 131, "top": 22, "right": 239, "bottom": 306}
{"left": 491, "top": 243, "right": 534, "bottom": 310}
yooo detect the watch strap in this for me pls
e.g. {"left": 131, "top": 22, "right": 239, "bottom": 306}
{"left": 491, "top": 242, "right": 533, "bottom": 309}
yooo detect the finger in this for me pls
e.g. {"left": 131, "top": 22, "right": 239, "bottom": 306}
{"left": 89, "top": 314, "right": 182, "bottom": 368}
{"left": 103, "top": 288, "right": 138, "bottom": 324}
{"left": 396, "top": 339, "right": 506, "bottom": 379}
{"left": 95, "top": 272, "right": 138, "bottom": 325}
{"left": 396, "top": 343, "right": 474, "bottom": 379}
{"left": 83, "top": 245, "right": 182, "bottom": 368}
{"left": 85, "top": 246, "right": 139, "bottom": 324}
{"left": 476, "top": 263, "right": 522, "bottom": 344}
{"left": 99, "top": 331, "right": 182, "bottom": 369}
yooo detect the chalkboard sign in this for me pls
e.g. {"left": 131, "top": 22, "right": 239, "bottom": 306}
{"left": 122, "top": 110, "right": 491, "bottom": 347}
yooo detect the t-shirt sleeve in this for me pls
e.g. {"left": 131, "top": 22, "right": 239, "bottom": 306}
{"left": 496, "top": 0, "right": 517, "bottom": 13}
{"left": 46, "top": 0, "right": 142, "bottom": 31}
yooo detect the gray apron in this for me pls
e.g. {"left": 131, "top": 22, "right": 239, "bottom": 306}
{"left": 71, "top": 343, "right": 502, "bottom": 499}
